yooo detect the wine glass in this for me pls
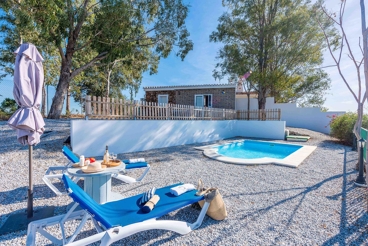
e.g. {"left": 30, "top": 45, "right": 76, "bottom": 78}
{"left": 109, "top": 153, "right": 114, "bottom": 162}
{"left": 112, "top": 154, "right": 117, "bottom": 161}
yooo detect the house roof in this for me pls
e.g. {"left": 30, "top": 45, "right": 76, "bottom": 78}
{"left": 236, "top": 91, "right": 258, "bottom": 95}
{"left": 143, "top": 84, "right": 236, "bottom": 91}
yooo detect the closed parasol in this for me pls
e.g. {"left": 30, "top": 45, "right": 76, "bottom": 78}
{"left": 7, "top": 43, "right": 45, "bottom": 218}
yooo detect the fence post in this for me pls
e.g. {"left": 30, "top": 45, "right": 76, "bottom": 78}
{"left": 85, "top": 95, "right": 91, "bottom": 120}
{"left": 106, "top": 97, "right": 111, "bottom": 119}
{"left": 134, "top": 100, "right": 137, "bottom": 120}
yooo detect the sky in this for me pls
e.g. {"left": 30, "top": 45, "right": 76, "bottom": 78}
{"left": 0, "top": 0, "right": 365, "bottom": 114}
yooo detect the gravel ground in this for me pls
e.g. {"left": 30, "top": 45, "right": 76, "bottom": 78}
{"left": 0, "top": 120, "right": 367, "bottom": 245}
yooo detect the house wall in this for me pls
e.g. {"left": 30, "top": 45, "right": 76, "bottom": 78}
{"left": 236, "top": 97, "right": 345, "bottom": 134}
{"left": 71, "top": 120, "right": 286, "bottom": 156}
{"left": 145, "top": 88, "right": 236, "bottom": 109}
{"left": 145, "top": 90, "right": 176, "bottom": 104}
{"left": 175, "top": 88, "right": 236, "bottom": 109}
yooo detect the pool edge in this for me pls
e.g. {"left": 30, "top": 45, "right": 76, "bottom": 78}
{"left": 201, "top": 140, "right": 317, "bottom": 168}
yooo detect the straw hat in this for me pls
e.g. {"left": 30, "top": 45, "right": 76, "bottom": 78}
{"left": 81, "top": 161, "right": 106, "bottom": 173}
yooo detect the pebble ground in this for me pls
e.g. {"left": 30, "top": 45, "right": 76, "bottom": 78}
{"left": 0, "top": 120, "right": 367, "bottom": 245}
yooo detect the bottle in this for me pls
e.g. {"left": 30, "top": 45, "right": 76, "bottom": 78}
{"left": 103, "top": 145, "right": 109, "bottom": 164}
{"left": 79, "top": 155, "right": 85, "bottom": 167}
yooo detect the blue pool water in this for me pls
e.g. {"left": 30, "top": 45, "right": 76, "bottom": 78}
{"left": 217, "top": 140, "right": 302, "bottom": 159}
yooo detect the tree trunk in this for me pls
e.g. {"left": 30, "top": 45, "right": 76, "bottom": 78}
{"left": 41, "top": 84, "right": 46, "bottom": 117}
{"left": 106, "top": 69, "right": 112, "bottom": 98}
{"left": 48, "top": 62, "right": 71, "bottom": 119}
{"left": 258, "top": 90, "right": 267, "bottom": 110}
{"left": 360, "top": 0, "right": 368, "bottom": 189}
{"left": 66, "top": 86, "right": 71, "bottom": 116}
{"left": 247, "top": 92, "right": 250, "bottom": 120}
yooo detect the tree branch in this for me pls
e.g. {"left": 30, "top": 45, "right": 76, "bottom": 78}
{"left": 70, "top": 52, "right": 108, "bottom": 79}
{"left": 58, "top": 45, "right": 66, "bottom": 63}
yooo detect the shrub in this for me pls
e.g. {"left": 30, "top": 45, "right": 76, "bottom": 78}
{"left": 330, "top": 112, "right": 368, "bottom": 145}
{"left": 0, "top": 98, "right": 17, "bottom": 114}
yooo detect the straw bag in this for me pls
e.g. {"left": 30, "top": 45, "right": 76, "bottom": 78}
{"left": 196, "top": 179, "right": 227, "bottom": 221}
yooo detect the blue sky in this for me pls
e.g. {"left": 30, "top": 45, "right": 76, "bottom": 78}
{"left": 0, "top": 0, "right": 365, "bottom": 113}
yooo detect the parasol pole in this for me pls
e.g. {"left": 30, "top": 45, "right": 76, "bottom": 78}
{"left": 27, "top": 144, "right": 34, "bottom": 218}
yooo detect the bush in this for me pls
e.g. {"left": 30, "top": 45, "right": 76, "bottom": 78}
{"left": 330, "top": 112, "right": 368, "bottom": 145}
{"left": 0, "top": 98, "right": 17, "bottom": 114}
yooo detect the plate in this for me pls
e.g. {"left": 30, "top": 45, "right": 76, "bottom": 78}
{"left": 81, "top": 165, "right": 107, "bottom": 173}
{"left": 103, "top": 159, "right": 122, "bottom": 167}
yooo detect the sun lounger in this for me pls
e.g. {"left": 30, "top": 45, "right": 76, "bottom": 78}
{"left": 26, "top": 174, "right": 209, "bottom": 246}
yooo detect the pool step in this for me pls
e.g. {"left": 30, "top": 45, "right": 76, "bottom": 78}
{"left": 286, "top": 135, "right": 310, "bottom": 142}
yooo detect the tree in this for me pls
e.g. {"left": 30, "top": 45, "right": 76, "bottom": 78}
{"left": 0, "top": 0, "right": 193, "bottom": 119}
{"left": 315, "top": 0, "right": 368, "bottom": 176}
{"left": 0, "top": 98, "right": 17, "bottom": 114}
{"left": 210, "top": 0, "right": 333, "bottom": 109}
{"left": 0, "top": 8, "right": 61, "bottom": 116}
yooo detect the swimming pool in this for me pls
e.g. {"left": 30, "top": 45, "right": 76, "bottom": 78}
{"left": 200, "top": 140, "right": 317, "bottom": 168}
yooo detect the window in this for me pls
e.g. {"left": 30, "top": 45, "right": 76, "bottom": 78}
{"left": 157, "top": 94, "right": 168, "bottom": 105}
{"left": 194, "top": 94, "right": 212, "bottom": 107}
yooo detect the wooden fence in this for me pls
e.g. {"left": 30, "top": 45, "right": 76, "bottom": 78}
{"left": 84, "top": 95, "right": 281, "bottom": 121}
{"left": 237, "top": 108, "right": 281, "bottom": 121}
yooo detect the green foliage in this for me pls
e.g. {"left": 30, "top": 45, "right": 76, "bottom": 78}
{"left": 0, "top": 0, "right": 193, "bottom": 118}
{"left": 330, "top": 113, "right": 368, "bottom": 145}
{"left": 0, "top": 98, "right": 17, "bottom": 114}
{"left": 210, "top": 0, "right": 336, "bottom": 109}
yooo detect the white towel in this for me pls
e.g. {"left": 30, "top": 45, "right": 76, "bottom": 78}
{"left": 128, "top": 158, "right": 145, "bottom": 163}
{"left": 170, "top": 184, "right": 196, "bottom": 196}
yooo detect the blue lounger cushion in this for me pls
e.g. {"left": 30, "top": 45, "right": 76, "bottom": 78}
{"left": 62, "top": 174, "right": 204, "bottom": 229}
{"left": 62, "top": 146, "right": 80, "bottom": 163}
{"left": 122, "top": 160, "right": 149, "bottom": 169}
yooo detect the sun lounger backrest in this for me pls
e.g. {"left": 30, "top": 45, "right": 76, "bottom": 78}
{"left": 62, "top": 174, "right": 115, "bottom": 228}
{"left": 62, "top": 146, "right": 79, "bottom": 163}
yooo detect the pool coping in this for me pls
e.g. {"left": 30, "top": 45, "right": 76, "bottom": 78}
{"left": 194, "top": 140, "right": 317, "bottom": 168}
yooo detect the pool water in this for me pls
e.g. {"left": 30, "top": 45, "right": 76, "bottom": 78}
{"left": 217, "top": 140, "right": 302, "bottom": 159}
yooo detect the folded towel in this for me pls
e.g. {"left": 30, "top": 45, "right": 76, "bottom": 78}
{"left": 141, "top": 195, "right": 160, "bottom": 213}
{"left": 170, "top": 184, "right": 196, "bottom": 196}
{"left": 140, "top": 187, "right": 156, "bottom": 205}
{"left": 128, "top": 158, "right": 145, "bottom": 163}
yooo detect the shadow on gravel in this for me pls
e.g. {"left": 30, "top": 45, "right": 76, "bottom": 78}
{"left": 322, "top": 148, "right": 368, "bottom": 245}
{"left": 213, "top": 147, "right": 363, "bottom": 245}
{"left": 0, "top": 135, "right": 69, "bottom": 155}
{"left": 0, "top": 181, "right": 80, "bottom": 205}
{"left": 316, "top": 139, "right": 350, "bottom": 150}
{"left": 0, "top": 204, "right": 70, "bottom": 239}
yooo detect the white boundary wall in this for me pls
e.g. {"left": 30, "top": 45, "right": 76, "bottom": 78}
{"left": 71, "top": 120, "right": 286, "bottom": 156}
{"left": 236, "top": 97, "right": 345, "bottom": 134}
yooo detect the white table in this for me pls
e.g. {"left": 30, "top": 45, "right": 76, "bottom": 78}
{"left": 67, "top": 162, "right": 125, "bottom": 204}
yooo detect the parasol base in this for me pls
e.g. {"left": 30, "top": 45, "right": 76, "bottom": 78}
{"left": 0, "top": 206, "right": 54, "bottom": 236}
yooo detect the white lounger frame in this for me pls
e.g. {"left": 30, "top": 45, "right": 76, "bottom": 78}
{"left": 27, "top": 201, "right": 209, "bottom": 246}
{"left": 111, "top": 164, "right": 151, "bottom": 183}
{"left": 42, "top": 162, "right": 81, "bottom": 196}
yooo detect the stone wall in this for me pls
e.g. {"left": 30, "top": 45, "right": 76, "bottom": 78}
{"left": 145, "top": 88, "right": 236, "bottom": 109}
{"left": 145, "top": 90, "right": 176, "bottom": 104}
